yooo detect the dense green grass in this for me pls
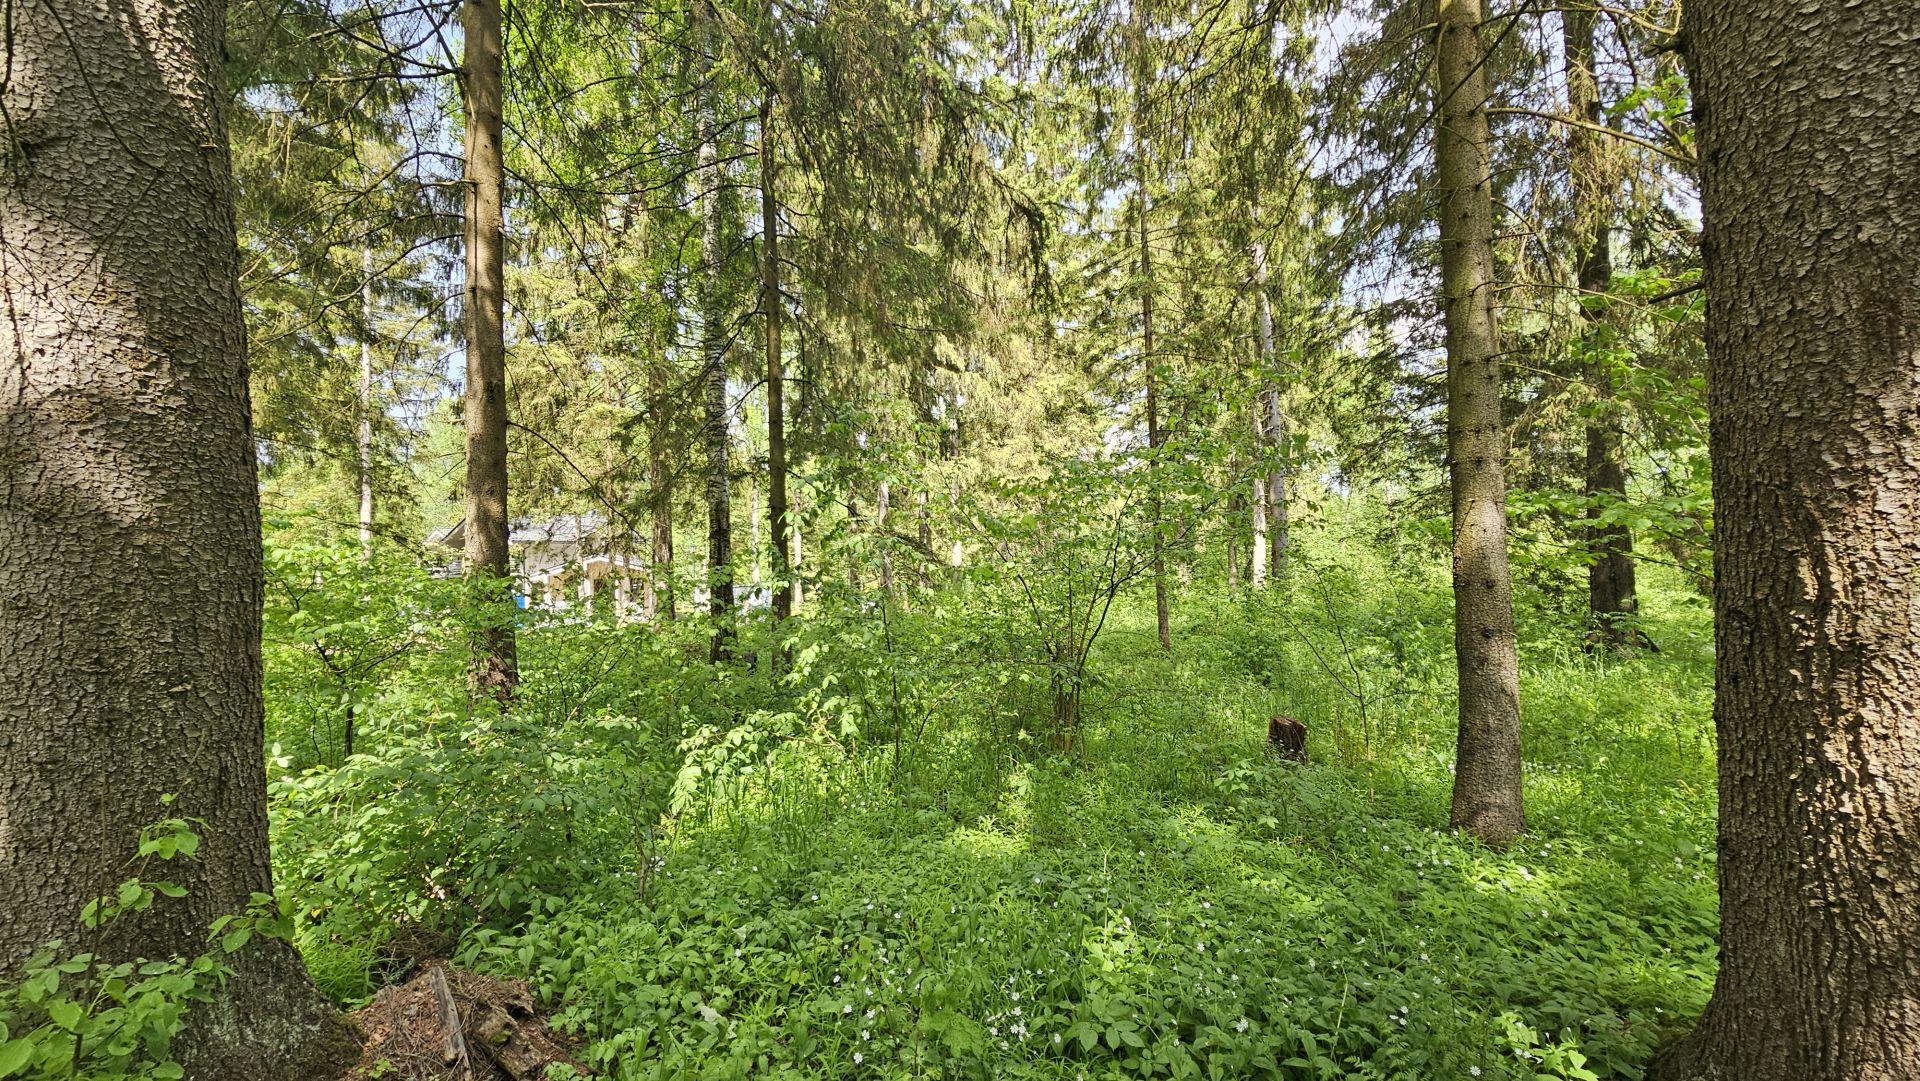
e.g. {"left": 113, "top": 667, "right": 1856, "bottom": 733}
{"left": 273, "top": 530, "right": 1718, "bottom": 1080}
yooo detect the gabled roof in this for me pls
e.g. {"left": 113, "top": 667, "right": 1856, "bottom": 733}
{"left": 427, "top": 512, "right": 612, "bottom": 550}
{"left": 511, "top": 512, "right": 609, "bottom": 545}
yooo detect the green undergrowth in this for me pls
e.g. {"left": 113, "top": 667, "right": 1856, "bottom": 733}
{"left": 268, "top": 526, "right": 1718, "bottom": 1081}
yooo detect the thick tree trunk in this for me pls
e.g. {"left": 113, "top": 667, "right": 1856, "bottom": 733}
{"left": 463, "top": 0, "right": 517, "bottom": 703}
{"left": 1563, "top": 6, "right": 1637, "bottom": 650}
{"left": 1646, "top": 2, "right": 1920, "bottom": 1078}
{"left": 1433, "top": 0, "right": 1524, "bottom": 847}
{"left": 697, "top": 2, "right": 735, "bottom": 662}
{"left": 762, "top": 96, "right": 793, "bottom": 630}
{"left": 358, "top": 249, "right": 377, "bottom": 561}
{"left": 0, "top": 0, "right": 356, "bottom": 1070}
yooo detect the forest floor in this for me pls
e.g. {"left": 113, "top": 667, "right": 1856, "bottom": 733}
{"left": 281, "top": 545, "right": 1719, "bottom": 1081}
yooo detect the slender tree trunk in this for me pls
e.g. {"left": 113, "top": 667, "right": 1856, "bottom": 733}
{"left": 0, "top": 0, "right": 356, "bottom": 1068}
{"left": 916, "top": 488, "right": 933, "bottom": 588}
{"left": 792, "top": 511, "right": 806, "bottom": 610}
{"left": 1563, "top": 6, "right": 1637, "bottom": 650}
{"left": 1251, "top": 218, "right": 1288, "bottom": 584}
{"left": 877, "top": 479, "right": 894, "bottom": 592}
{"left": 1646, "top": 2, "right": 1920, "bottom": 1077}
{"left": 697, "top": 0, "right": 735, "bottom": 661}
{"left": 1133, "top": 1, "right": 1169, "bottom": 650}
{"left": 1433, "top": 0, "right": 1524, "bottom": 847}
{"left": 1144, "top": 223, "right": 1169, "bottom": 650}
{"left": 358, "top": 249, "right": 377, "bottom": 562}
{"left": 747, "top": 472, "right": 762, "bottom": 585}
{"left": 846, "top": 486, "right": 862, "bottom": 591}
{"left": 1226, "top": 466, "right": 1244, "bottom": 591}
{"left": 945, "top": 405, "right": 965, "bottom": 575}
{"left": 762, "top": 95, "right": 793, "bottom": 632}
{"left": 463, "top": 0, "right": 516, "bottom": 703}
{"left": 645, "top": 358, "right": 674, "bottom": 623}
{"left": 1250, "top": 401, "right": 1269, "bottom": 590}
{"left": 1263, "top": 386, "right": 1288, "bottom": 580}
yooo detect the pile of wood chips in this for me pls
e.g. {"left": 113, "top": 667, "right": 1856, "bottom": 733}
{"left": 341, "top": 964, "right": 589, "bottom": 1080}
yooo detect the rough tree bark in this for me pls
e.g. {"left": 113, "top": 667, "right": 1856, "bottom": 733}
{"left": 1433, "top": 0, "right": 1524, "bottom": 847}
{"left": 1563, "top": 5, "right": 1637, "bottom": 650}
{"left": 463, "top": 0, "right": 517, "bottom": 702}
{"left": 697, "top": 0, "right": 735, "bottom": 662}
{"left": 1646, "top": 1, "right": 1920, "bottom": 1077}
{"left": 0, "top": 0, "right": 357, "bottom": 1070}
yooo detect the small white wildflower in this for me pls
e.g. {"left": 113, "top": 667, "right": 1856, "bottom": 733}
{"left": 852, "top": 1052, "right": 863, "bottom": 1064}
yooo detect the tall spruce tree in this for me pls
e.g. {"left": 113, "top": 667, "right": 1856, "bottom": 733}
{"left": 463, "top": 0, "right": 518, "bottom": 700}
{"left": 1648, "top": 0, "right": 1920, "bottom": 1075}
{"left": 1432, "top": 0, "right": 1524, "bottom": 847}
{"left": 0, "top": 0, "right": 356, "bottom": 1070}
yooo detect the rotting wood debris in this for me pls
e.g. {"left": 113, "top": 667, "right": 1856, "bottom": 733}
{"left": 340, "top": 963, "right": 589, "bottom": 1080}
